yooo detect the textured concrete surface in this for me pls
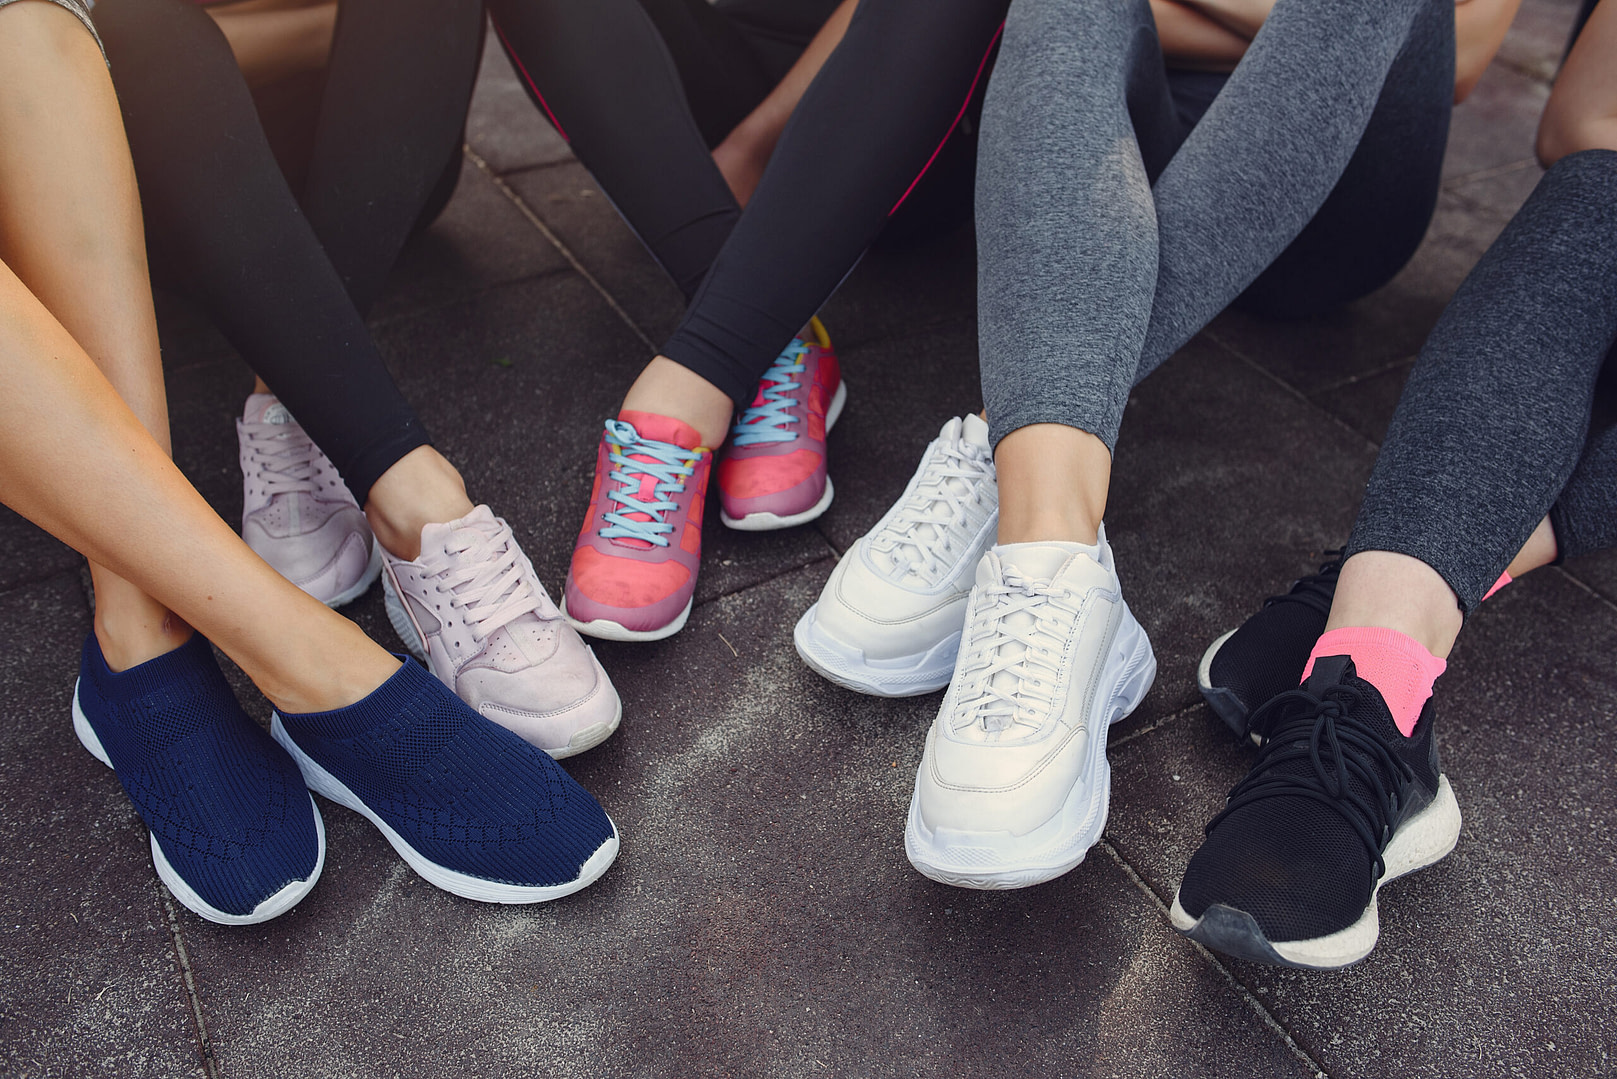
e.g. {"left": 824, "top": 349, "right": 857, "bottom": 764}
{"left": 1, "top": 3, "right": 1611, "bottom": 1077}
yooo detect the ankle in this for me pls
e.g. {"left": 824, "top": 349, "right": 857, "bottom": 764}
{"left": 364, "top": 447, "right": 475, "bottom": 561}
{"left": 620, "top": 357, "right": 733, "bottom": 448}
{"left": 94, "top": 603, "right": 193, "bottom": 672}
{"left": 993, "top": 423, "right": 1110, "bottom": 546}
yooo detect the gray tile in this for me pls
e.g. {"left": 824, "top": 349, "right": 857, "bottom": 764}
{"left": 465, "top": 25, "right": 575, "bottom": 176}
{"left": 1442, "top": 63, "right": 1551, "bottom": 184}
{"left": 0, "top": 507, "right": 83, "bottom": 595}
{"left": 182, "top": 567, "right": 1309, "bottom": 1079}
{"left": 0, "top": 575, "right": 205, "bottom": 1079}
{"left": 502, "top": 162, "right": 685, "bottom": 344}
{"left": 1564, "top": 549, "right": 1617, "bottom": 607}
{"left": 1446, "top": 159, "right": 1544, "bottom": 223}
{"left": 817, "top": 227, "right": 978, "bottom": 351}
{"left": 1494, "top": 0, "right": 1583, "bottom": 83}
{"left": 1104, "top": 337, "right": 1379, "bottom": 729}
{"left": 1307, "top": 359, "right": 1414, "bottom": 446}
{"left": 370, "top": 159, "right": 572, "bottom": 321}
{"left": 1105, "top": 568, "right": 1617, "bottom": 1079}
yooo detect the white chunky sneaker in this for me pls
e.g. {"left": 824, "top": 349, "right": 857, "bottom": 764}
{"left": 794, "top": 414, "right": 997, "bottom": 696}
{"left": 238, "top": 393, "right": 381, "bottom": 608}
{"left": 382, "top": 506, "right": 622, "bottom": 759}
{"left": 905, "top": 530, "right": 1157, "bottom": 889}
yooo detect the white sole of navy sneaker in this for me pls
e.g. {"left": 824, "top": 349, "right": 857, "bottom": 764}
{"left": 73, "top": 686, "right": 326, "bottom": 926}
{"left": 903, "top": 607, "right": 1158, "bottom": 889}
{"left": 1168, "top": 774, "right": 1461, "bottom": 970}
{"left": 792, "top": 602, "right": 961, "bottom": 698}
{"left": 719, "top": 380, "right": 848, "bottom": 532}
{"left": 271, "top": 715, "right": 619, "bottom": 904}
{"left": 322, "top": 539, "right": 384, "bottom": 610}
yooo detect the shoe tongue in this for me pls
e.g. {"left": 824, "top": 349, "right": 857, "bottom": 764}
{"left": 1304, "top": 654, "right": 1356, "bottom": 694}
{"left": 420, "top": 504, "right": 498, "bottom": 557}
{"left": 244, "top": 393, "right": 294, "bottom": 426}
{"left": 991, "top": 541, "right": 1094, "bottom": 585}
{"left": 960, "top": 413, "right": 990, "bottom": 451}
{"left": 618, "top": 409, "right": 704, "bottom": 451}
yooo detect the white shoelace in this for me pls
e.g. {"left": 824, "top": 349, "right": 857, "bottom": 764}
{"left": 950, "top": 570, "right": 1082, "bottom": 739}
{"left": 242, "top": 423, "right": 320, "bottom": 498}
{"left": 424, "top": 518, "right": 557, "bottom": 642}
{"left": 869, "top": 437, "right": 995, "bottom": 585}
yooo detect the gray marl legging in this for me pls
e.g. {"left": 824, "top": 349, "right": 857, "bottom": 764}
{"left": 1349, "top": 150, "right": 1617, "bottom": 613}
{"left": 976, "top": 0, "right": 1452, "bottom": 451}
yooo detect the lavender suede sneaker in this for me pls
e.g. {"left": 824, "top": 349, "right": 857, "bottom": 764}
{"left": 382, "top": 506, "right": 621, "bottom": 759}
{"left": 239, "top": 393, "right": 381, "bottom": 608}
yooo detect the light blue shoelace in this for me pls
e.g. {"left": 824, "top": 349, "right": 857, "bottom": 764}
{"left": 598, "top": 419, "right": 697, "bottom": 547}
{"left": 729, "top": 339, "right": 809, "bottom": 447}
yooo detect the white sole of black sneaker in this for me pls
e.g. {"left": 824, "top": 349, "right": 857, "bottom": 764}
{"left": 74, "top": 686, "right": 326, "bottom": 925}
{"left": 903, "top": 606, "right": 1158, "bottom": 889}
{"left": 792, "top": 602, "right": 961, "bottom": 698}
{"left": 1169, "top": 774, "right": 1462, "bottom": 969}
{"left": 271, "top": 715, "right": 619, "bottom": 904}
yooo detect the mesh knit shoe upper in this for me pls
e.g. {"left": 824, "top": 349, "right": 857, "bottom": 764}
{"left": 74, "top": 633, "right": 323, "bottom": 923}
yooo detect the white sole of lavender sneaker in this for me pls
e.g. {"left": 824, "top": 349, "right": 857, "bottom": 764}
{"left": 271, "top": 715, "right": 620, "bottom": 904}
{"left": 720, "top": 380, "right": 848, "bottom": 532}
{"left": 904, "top": 607, "right": 1158, "bottom": 889}
{"left": 1168, "top": 774, "right": 1461, "bottom": 969}
{"left": 323, "top": 539, "right": 384, "bottom": 609}
{"left": 73, "top": 685, "right": 325, "bottom": 925}
{"left": 792, "top": 602, "right": 961, "bottom": 698}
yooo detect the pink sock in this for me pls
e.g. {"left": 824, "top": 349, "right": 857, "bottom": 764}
{"left": 1481, "top": 570, "right": 1512, "bottom": 602}
{"left": 1301, "top": 626, "right": 1446, "bottom": 738}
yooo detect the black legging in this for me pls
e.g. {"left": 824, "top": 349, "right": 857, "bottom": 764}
{"left": 655, "top": 0, "right": 1448, "bottom": 412}
{"left": 94, "top": 0, "right": 484, "bottom": 505}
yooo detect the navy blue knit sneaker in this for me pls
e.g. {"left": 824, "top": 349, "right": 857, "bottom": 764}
{"left": 1197, "top": 550, "right": 1343, "bottom": 742}
{"left": 271, "top": 660, "right": 618, "bottom": 903}
{"left": 73, "top": 633, "right": 325, "bottom": 925}
{"left": 1170, "top": 656, "right": 1461, "bottom": 970}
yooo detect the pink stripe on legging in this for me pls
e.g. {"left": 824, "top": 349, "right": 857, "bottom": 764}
{"left": 491, "top": 17, "right": 570, "bottom": 143}
{"left": 888, "top": 23, "right": 1004, "bottom": 216}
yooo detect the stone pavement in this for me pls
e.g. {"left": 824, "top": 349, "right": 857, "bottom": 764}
{"left": 3, "top": 3, "right": 1614, "bottom": 1076}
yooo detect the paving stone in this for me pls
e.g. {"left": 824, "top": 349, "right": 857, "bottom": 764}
{"left": 464, "top": 27, "right": 574, "bottom": 176}
{"left": 0, "top": 575, "right": 204, "bottom": 1079}
{"left": 1495, "top": 0, "right": 1583, "bottom": 83}
{"left": 370, "top": 159, "right": 571, "bottom": 322}
{"left": 1104, "top": 567, "right": 1617, "bottom": 1079}
{"left": 180, "top": 567, "right": 1310, "bottom": 1079}
{"left": 369, "top": 272, "right": 831, "bottom": 605}
{"left": 1104, "top": 337, "right": 1379, "bottom": 730}
{"left": 1442, "top": 62, "right": 1551, "bottom": 184}
{"left": 1565, "top": 549, "right": 1617, "bottom": 607}
{"left": 0, "top": 507, "right": 83, "bottom": 595}
{"left": 502, "top": 162, "right": 687, "bottom": 345}
{"left": 1446, "top": 158, "right": 1545, "bottom": 223}
{"left": 1306, "top": 358, "right": 1414, "bottom": 447}
{"left": 816, "top": 226, "right": 978, "bottom": 352}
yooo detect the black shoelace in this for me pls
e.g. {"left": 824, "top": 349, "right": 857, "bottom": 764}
{"left": 1208, "top": 683, "right": 1416, "bottom": 886}
{"left": 1259, "top": 548, "right": 1345, "bottom": 619}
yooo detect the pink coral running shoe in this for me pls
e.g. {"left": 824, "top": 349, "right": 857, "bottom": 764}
{"left": 238, "top": 393, "right": 381, "bottom": 608}
{"left": 563, "top": 410, "right": 713, "bottom": 642}
{"left": 718, "top": 318, "right": 846, "bottom": 531}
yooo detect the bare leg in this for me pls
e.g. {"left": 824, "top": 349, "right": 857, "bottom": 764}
{"left": 992, "top": 424, "right": 1111, "bottom": 545}
{"left": 620, "top": 357, "right": 736, "bottom": 448}
{"left": 0, "top": 2, "right": 395, "bottom": 712}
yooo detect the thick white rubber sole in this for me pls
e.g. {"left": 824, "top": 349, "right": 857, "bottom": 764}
{"left": 720, "top": 379, "right": 848, "bottom": 532}
{"left": 323, "top": 539, "right": 384, "bottom": 609}
{"left": 904, "top": 607, "right": 1158, "bottom": 890}
{"left": 271, "top": 715, "right": 619, "bottom": 904}
{"left": 1169, "top": 774, "right": 1462, "bottom": 970}
{"left": 561, "top": 595, "right": 693, "bottom": 642}
{"left": 548, "top": 699, "right": 624, "bottom": 760}
{"left": 73, "top": 684, "right": 325, "bottom": 926}
{"left": 792, "top": 602, "right": 961, "bottom": 698}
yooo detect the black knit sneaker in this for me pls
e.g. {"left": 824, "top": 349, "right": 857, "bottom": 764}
{"left": 1197, "top": 550, "right": 1343, "bottom": 742}
{"left": 1170, "top": 655, "right": 1461, "bottom": 970}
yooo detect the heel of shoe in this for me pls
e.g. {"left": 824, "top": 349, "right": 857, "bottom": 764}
{"left": 1108, "top": 606, "right": 1158, "bottom": 726}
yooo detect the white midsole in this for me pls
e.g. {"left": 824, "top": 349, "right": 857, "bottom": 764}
{"left": 793, "top": 602, "right": 963, "bottom": 698}
{"left": 271, "top": 715, "right": 619, "bottom": 904}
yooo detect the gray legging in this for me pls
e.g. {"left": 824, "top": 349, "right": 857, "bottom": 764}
{"left": 1348, "top": 150, "right": 1617, "bottom": 613}
{"left": 976, "top": 0, "right": 1452, "bottom": 451}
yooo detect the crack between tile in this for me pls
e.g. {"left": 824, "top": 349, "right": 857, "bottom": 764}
{"left": 1304, "top": 353, "right": 1416, "bottom": 396}
{"left": 1551, "top": 564, "right": 1617, "bottom": 617}
{"left": 158, "top": 888, "right": 221, "bottom": 1079}
{"left": 1095, "top": 839, "right": 1330, "bottom": 1079}
{"left": 465, "top": 145, "right": 658, "bottom": 352}
{"left": 1106, "top": 699, "right": 1206, "bottom": 750}
{"left": 1441, "top": 157, "right": 1540, "bottom": 192}
{"left": 1204, "top": 329, "right": 1385, "bottom": 455}
{"left": 690, "top": 551, "right": 840, "bottom": 614}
